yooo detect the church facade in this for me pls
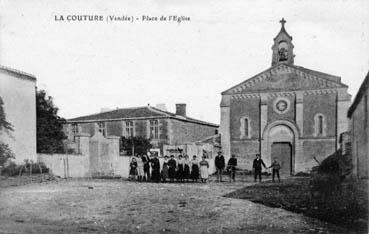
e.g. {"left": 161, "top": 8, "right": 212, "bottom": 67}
{"left": 220, "top": 19, "right": 351, "bottom": 174}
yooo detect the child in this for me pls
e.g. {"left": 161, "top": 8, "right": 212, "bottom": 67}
{"left": 269, "top": 158, "right": 281, "bottom": 182}
{"left": 227, "top": 154, "right": 237, "bottom": 182}
{"left": 199, "top": 155, "right": 209, "bottom": 183}
{"left": 190, "top": 155, "right": 199, "bottom": 183}
{"left": 129, "top": 156, "right": 138, "bottom": 181}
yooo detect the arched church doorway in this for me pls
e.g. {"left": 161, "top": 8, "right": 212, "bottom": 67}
{"left": 268, "top": 125, "right": 294, "bottom": 176}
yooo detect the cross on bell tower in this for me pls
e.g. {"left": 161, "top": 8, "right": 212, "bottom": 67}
{"left": 280, "top": 18, "right": 286, "bottom": 28}
{"left": 271, "top": 18, "right": 295, "bottom": 66}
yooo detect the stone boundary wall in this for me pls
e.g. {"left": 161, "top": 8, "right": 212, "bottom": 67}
{"left": 38, "top": 131, "right": 123, "bottom": 178}
{"left": 37, "top": 153, "right": 89, "bottom": 178}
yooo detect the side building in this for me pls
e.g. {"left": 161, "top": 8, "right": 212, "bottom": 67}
{"left": 0, "top": 65, "right": 37, "bottom": 164}
{"left": 347, "top": 71, "right": 369, "bottom": 179}
{"left": 64, "top": 104, "right": 219, "bottom": 156}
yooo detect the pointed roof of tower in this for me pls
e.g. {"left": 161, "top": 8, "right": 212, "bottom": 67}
{"left": 273, "top": 18, "right": 292, "bottom": 40}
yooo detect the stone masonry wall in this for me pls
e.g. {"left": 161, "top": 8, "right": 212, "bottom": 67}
{"left": 303, "top": 93, "right": 337, "bottom": 137}
{"left": 168, "top": 119, "right": 217, "bottom": 145}
{"left": 351, "top": 89, "right": 369, "bottom": 179}
{"left": 229, "top": 98, "right": 260, "bottom": 140}
{"left": 267, "top": 95, "right": 296, "bottom": 124}
{"left": 230, "top": 140, "right": 260, "bottom": 170}
{"left": 301, "top": 139, "right": 336, "bottom": 172}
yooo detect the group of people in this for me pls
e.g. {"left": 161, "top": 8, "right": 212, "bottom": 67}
{"left": 213, "top": 152, "right": 282, "bottom": 183}
{"left": 253, "top": 154, "right": 281, "bottom": 182}
{"left": 129, "top": 154, "right": 211, "bottom": 183}
{"left": 129, "top": 151, "right": 282, "bottom": 183}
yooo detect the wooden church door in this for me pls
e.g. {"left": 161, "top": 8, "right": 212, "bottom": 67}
{"left": 271, "top": 142, "right": 292, "bottom": 176}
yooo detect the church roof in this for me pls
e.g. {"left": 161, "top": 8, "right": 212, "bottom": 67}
{"left": 68, "top": 106, "right": 219, "bottom": 127}
{"left": 348, "top": 71, "right": 369, "bottom": 117}
{"left": 221, "top": 63, "right": 347, "bottom": 95}
{"left": 0, "top": 64, "right": 36, "bottom": 82}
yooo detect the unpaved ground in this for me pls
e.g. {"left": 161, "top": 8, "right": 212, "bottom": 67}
{"left": 0, "top": 179, "right": 348, "bottom": 233}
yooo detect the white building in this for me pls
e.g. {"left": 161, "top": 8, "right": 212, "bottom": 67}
{"left": 0, "top": 65, "right": 37, "bottom": 164}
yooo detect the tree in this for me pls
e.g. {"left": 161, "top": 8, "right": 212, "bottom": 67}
{"left": 0, "top": 97, "right": 14, "bottom": 166}
{"left": 120, "top": 136, "right": 152, "bottom": 156}
{"left": 0, "top": 97, "right": 13, "bottom": 132}
{"left": 36, "top": 90, "right": 66, "bottom": 153}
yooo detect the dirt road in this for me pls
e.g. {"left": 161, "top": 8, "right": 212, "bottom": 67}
{"left": 0, "top": 179, "right": 348, "bottom": 233}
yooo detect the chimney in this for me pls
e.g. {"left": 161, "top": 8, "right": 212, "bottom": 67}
{"left": 175, "top": 103, "right": 186, "bottom": 117}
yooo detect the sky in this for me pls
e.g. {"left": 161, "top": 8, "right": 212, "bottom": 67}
{"left": 1, "top": 0, "right": 369, "bottom": 124}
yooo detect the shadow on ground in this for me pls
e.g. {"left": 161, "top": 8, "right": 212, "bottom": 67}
{"left": 224, "top": 177, "right": 368, "bottom": 233}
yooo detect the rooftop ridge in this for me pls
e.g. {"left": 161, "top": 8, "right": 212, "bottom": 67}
{"left": 0, "top": 64, "right": 36, "bottom": 81}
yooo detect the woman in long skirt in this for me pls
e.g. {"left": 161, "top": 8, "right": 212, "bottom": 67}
{"left": 190, "top": 155, "right": 199, "bottom": 182}
{"left": 142, "top": 154, "right": 151, "bottom": 181}
{"left": 136, "top": 154, "right": 145, "bottom": 182}
{"left": 150, "top": 155, "right": 161, "bottom": 183}
{"left": 183, "top": 155, "right": 191, "bottom": 182}
{"left": 168, "top": 155, "right": 177, "bottom": 182}
{"left": 199, "top": 155, "right": 209, "bottom": 183}
{"left": 161, "top": 155, "right": 169, "bottom": 182}
{"left": 176, "top": 155, "right": 184, "bottom": 182}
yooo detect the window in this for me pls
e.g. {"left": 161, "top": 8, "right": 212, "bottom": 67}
{"left": 72, "top": 123, "right": 79, "bottom": 142}
{"left": 124, "top": 121, "right": 134, "bottom": 137}
{"left": 314, "top": 114, "right": 326, "bottom": 137}
{"left": 244, "top": 119, "right": 249, "bottom": 138}
{"left": 318, "top": 115, "right": 323, "bottom": 135}
{"left": 149, "top": 120, "right": 159, "bottom": 139}
{"left": 240, "top": 116, "right": 251, "bottom": 139}
{"left": 98, "top": 122, "right": 106, "bottom": 136}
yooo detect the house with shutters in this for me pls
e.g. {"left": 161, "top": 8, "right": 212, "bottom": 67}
{"left": 64, "top": 104, "right": 218, "bottom": 156}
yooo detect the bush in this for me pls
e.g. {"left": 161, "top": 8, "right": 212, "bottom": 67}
{"left": 21, "top": 160, "right": 49, "bottom": 175}
{"left": 295, "top": 171, "right": 310, "bottom": 177}
{"left": 0, "top": 143, "right": 14, "bottom": 167}
{"left": 1, "top": 161, "right": 20, "bottom": 176}
{"left": 1, "top": 160, "right": 49, "bottom": 177}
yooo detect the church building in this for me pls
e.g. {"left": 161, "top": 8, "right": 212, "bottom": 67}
{"left": 220, "top": 19, "right": 351, "bottom": 174}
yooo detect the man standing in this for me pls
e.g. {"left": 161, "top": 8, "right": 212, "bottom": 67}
{"left": 252, "top": 154, "right": 266, "bottom": 182}
{"left": 215, "top": 151, "right": 225, "bottom": 182}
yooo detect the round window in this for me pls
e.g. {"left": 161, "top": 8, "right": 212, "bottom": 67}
{"left": 273, "top": 97, "right": 290, "bottom": 114}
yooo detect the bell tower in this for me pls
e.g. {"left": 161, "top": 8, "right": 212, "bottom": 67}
{"left": 271, "top": 18, "right": 295, "bottom": 66}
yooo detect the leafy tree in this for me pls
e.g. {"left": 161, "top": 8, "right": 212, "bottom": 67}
{"left": 120, "top": 136, "right": 152, "bottom": 156}
{"left": 0, "top": 97, "right": 14, "bottom": 166}
{"left": 36, "top": 90, "right": 66, "bottom": 153}
{"left": 0, "top": 97, "right": 13, "bottom": 132}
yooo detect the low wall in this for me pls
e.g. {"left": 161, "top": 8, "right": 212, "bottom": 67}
{"left": 116, "top": 156, "right": 130, "bottom": 178}
{"left": 37, "top": 153, "right": 89, "bottom": 178}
